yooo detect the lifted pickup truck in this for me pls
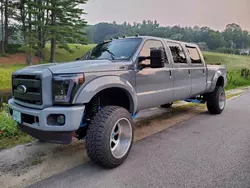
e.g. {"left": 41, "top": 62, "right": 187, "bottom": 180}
{"left": 8, "top": 36, "right": 226, "bottom": 168}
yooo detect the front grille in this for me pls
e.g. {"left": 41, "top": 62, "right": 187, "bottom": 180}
{"left": 12, "top": 75, "right": 43, "bottom": 105}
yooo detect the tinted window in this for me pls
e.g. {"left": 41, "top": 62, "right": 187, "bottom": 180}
{"left": 139, "top": 40, "right": 167, "bottom": 66}
{"left": 186, "top": 46, "right": 202, "bottom": 63}
{"left": 84, "top": 38, "right": 142, "bottom": 61}
{"left": 168, "top": 42, "right": 187, "bottom": 63}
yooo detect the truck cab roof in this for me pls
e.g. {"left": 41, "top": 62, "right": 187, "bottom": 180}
{"left": 110, "top": 36, "right": 199, "bottom": 48}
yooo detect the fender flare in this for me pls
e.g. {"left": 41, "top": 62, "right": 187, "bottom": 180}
{"left": 209, "top": 70, "right": 224, "bottom": 92}
{"left": 73, "top": 76, "right": 138, "bottom": 114}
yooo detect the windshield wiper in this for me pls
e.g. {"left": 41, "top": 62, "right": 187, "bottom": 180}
{"left": 105, "top": 49, "right": 116, "bottom": 60}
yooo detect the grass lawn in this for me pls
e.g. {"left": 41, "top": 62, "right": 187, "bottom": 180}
{"left": 0, "top": 44, "right": 95, "bottom": 89}
{"left": 0, "top": 64, "right": 25, "bottom": 89}
{"left": 203, "top": 51, "right": 250, "bottom": 70}
{"left": 203, "top": 52, "right": 250, "bottom": 89}
{"left": 226, "top": 71, "right": 250, "bottom": 90}
{"left": 44, "top": 43, "right": 96, "bottom": 62}
{"left": 0, "top": 133, "right": 33, "bottom": 150}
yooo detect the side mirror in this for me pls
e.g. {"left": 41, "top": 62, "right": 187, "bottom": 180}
{"left": 150, "top": 48, "right": 165, "bottom": 68}
{"left": 76, "top": 57, "right": 80, "bottom": 61}
{"left": 137, "top": 56, "right": 150, "bottom": 70}
{"left": 138, "top": 56, "right": 148, "bottom": 63}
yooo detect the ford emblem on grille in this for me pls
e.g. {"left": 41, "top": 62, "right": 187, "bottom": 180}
{"left": 17, "top": 85, "right": 27, "bottom": 94}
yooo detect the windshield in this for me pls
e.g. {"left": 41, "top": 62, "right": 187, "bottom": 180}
{"left": 84, "top": 38, "right": 142, "bottom": 61}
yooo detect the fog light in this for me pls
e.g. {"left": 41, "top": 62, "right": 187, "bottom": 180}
{"left": 47, "top": 114, "right": 65, "bottom": 126}
{"left": 57, "top": 115, "right": 65, "bottom": 125}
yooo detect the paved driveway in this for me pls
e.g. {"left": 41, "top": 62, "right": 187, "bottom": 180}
{"left": 30, "top": 92, "right": 250, "bottom": 188}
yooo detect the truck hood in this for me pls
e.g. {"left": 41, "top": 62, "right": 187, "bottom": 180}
{"left": 15, "top": 60, "right": 132, "bottom": 74}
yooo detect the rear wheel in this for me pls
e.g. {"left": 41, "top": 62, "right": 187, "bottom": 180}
{"left": 161, "top": 102, "right": 173, "bottom": 108}
{"left": 85, "top": 106, "right": 134, "bottom": 168}
{"left": 206, "top": 86, "right": 226, "bottom": 114}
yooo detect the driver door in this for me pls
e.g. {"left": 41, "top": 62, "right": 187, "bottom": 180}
{"left": 136, "top": 39, "right": 174, "bottom": 111}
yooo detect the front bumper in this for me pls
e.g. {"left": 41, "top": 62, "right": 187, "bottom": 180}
{"left": 8, "top": 99, "right": 85, "bottom": 144}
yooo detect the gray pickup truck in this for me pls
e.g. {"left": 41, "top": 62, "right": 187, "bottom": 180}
{"left": 8, "top": 36, "right": 227, "bottom": 168}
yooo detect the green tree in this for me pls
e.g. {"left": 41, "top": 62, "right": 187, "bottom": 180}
{"left": 0, "top": 0, "right": 5, "bottom": 54}
{"left": 0, "top": 0, "right": 12, "bottom": 54}
{"left": 11, "top": 0, "right": 88, "bottom": 64}
{"left": 206, "top": 31, "right": 226, "bottom": 50}
{"left": 93, "top": 23, "right": 119, "bottom": 43}
{"left": 170, "top": 33, "right": 183, "bottom": 41}
{"left": 48, "top": 0, "right": 88, "bottom": 63}
{"left": 223, "top": 23, "right": 244, "bottom": 48}
{"left": 4, "top": 0, "right": 9, "bottom": 49}
{"left": 87, "top": 21, "right": 250, "bottom": 53}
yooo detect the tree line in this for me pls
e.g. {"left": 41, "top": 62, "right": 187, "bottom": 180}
{"left": 0, "top": 0, "right": 88, "bottom": 65}
{"left": 86, "top": 21, "right": 250, "bottom": 54}
{"left": 1, "top": 3, "right": 250, "bottom": 65}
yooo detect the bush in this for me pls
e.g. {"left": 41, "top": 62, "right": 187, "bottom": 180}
{"left": 6, "top": 44, "right": 24, "bottom": 54}
{"left": 0, "top": 110, "right": 18, "bottom": 138}
{"left": 226, "top": 69, "right": 250, "bottom": 90}
{"left": 0, "top": 104, "right": 33, "bottom": 149}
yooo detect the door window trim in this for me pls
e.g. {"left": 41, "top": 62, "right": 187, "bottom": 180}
{"left": 185, "top": 45, "right": 203, "bottom": 64}
{"left": 136, "top": 39, "right": 168, "bottom": 69}
{"left": 167, "top": 42, "right": 188, "bottom": 64}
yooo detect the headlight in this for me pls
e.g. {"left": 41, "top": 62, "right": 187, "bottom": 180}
{"left": 52, "top": 73, "right": 85, "bottom": 104}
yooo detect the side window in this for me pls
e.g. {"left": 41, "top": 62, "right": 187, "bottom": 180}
{"left": 186, "top": 46, "right": 202, "bottom": 64}
{"left": 168, "top": 42, "right": 187, "bottom": 63}
{"left": 139, "top": 40, "right": 167, "bottom": 66}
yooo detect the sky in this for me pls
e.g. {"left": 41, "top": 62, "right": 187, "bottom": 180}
{"left": 83, "top": 0, "right": 250, "bottom": 31}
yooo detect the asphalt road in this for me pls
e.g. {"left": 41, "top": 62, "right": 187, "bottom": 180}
{"left": 29, "top": 92, "right": 250, "bottom": 188}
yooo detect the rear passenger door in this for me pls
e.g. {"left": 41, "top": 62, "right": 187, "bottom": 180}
{"left": 167, "top": 42, "right": 192, "bottom": 100}
{"left": 186, "top": 46, "right": 207, "bottom": 96}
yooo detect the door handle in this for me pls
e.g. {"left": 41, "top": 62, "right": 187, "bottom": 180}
{"left": 203, "top": 69, "right": 205, "bottom": 75}
{"left": 188, "top": 69, "right": 191, "bottom": 75}
{"left": 169, "top": 70, "right": 172, "bottom": 78}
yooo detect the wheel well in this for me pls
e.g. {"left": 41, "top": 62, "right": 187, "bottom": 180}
{"left": 85, "top": 88, "right": 133, "bottom": 119}
{"left": 76, "top": 88, "right": 133, "bottom": 140}
{"left": 216, "top": 76, "right": 224, "bottom": 87}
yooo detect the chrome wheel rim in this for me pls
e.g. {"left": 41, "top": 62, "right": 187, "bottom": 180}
{"left": 219, "top": 90, "right": 226, "bottom": 110}
{"left": 110, "top": 118, "right": 132, "bottom": 159}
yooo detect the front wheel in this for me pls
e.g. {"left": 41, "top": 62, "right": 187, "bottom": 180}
{"left": 85, "top": 106, "right": 134, "bottom": 168}
{"left": 206, "top": 86, "right": 226, "bottom": 114}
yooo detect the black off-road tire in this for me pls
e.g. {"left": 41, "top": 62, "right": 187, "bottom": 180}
{"left": 85, "top": 106, "right": 134, "bottom": 169}
{"left": 161, "top": 102, "right": 173, "bottom": 108}
{"left": 206, "top": 86, "right": 226, "bottom": 114}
